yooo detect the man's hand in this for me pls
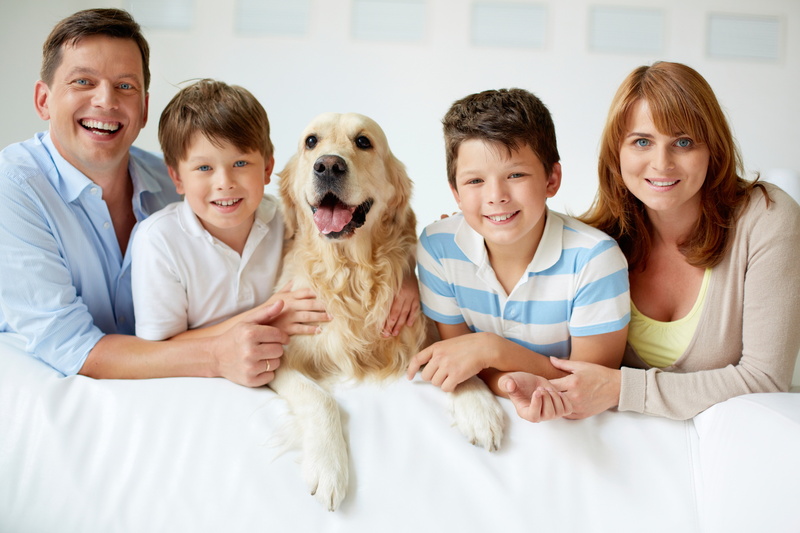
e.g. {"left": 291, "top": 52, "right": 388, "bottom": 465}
{"left": 211, "top": 301, "right": 289, "bottom": 387}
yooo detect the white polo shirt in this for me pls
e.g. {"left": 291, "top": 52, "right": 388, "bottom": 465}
{"left": 131, "top": 194, "right": 284, "bottom": 341}
{"left": 417, "top": 209, "right": 630, "bottom": 358}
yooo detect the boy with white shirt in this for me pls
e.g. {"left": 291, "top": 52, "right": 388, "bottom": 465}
{"left": 407, "top": 88, "right": 630, "bottom": 419}
{"left": 132, "top": 79, "right": 328, "bottom": 379}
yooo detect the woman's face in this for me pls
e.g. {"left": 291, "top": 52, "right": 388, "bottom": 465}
{"left": 619, "top": 100, "right": 710, "bottom": 222}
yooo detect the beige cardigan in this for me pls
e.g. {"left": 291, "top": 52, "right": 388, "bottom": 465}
{"left": 618, "top": 183, "right": 800, "bottom": 420}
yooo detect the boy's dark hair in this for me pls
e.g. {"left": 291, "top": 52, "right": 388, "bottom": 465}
{"left": 41, "top": 8, "right": 151, "bottom": 91}
{"left": 158, "top": 79, "right": 274, "bottom": 169}
{"left": 442, "top": 88, "right": 560, "bottom": 189}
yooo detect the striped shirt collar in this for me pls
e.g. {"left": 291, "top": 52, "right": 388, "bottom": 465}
{"left": 453, "top": 207, "right": 564, "bottom": 274}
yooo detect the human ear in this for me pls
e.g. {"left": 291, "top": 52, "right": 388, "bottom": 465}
{"left": 546, "top": 162, "right": 562, "bottom": 198}
{"left": 167, "top": 166, "right": 185, "bottom": 195}
{"left": 450, "top": 184, "right": 462, "bottom": 207}
{"left": 34, "top": 81, "right": 51, "bottom": 121}
{"left": 141, "top": 92, "right": 149, "bottom": 129}
{"left": 264, "top": 156, "right": 275, "bottom": 185}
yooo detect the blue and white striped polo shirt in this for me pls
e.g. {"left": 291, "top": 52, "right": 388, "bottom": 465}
{"left": 417, "top": 209, "right": 630, "bottom": 359}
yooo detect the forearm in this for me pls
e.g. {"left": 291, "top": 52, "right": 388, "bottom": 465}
{"left": 79, "top": 334, "right": 218, "bottom": 380}
{"left": 170, "top": 292, "right": 289, "bottom": 341}
{"left": 475, "top": 333, "right": 568, "bottom": 397}
{"left": 170, "top": 318, "right": 236, "bottom": 340}
{"left": 482, "top": 334, "right": 567, "bottom": 378}
{"left": 619, "top": 362, "right": 787, "bottom": 420}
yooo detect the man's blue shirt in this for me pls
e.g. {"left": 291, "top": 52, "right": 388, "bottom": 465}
{"left": 0, "top": 132, "right": 180, "bottom": 375}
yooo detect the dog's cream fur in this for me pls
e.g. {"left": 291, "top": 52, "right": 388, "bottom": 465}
{"left": 270, "top": 112, "right": 503, "bottom": 511}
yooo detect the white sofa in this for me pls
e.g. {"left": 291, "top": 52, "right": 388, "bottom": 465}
{"left": 1, "top": 332, "right": 797, "bottom": 533}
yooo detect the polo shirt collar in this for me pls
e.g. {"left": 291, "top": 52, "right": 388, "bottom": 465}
{"left": 530, "top": 209, "right": 563, "bottom": 273}
{"left": 176, "top": 193, "right": 278, "bottom": 243}
{"left": 454, "top": 207, "right": 563, "bottom": 274}
{"left": 177, "top": 199, "right": 210, "bottom": 238}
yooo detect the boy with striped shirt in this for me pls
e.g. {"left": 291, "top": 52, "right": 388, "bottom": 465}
{"left": 407, "top": 88, "right": 630, "bottom": 416}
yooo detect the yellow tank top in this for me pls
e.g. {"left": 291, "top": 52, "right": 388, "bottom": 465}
{"left": 628, "top": 269, "right": 711, "bottom": 368}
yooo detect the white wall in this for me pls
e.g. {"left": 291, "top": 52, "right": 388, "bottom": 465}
{"left": 2, "top": 0, "right": 798, "bottom": 222}
{"left": 1, "top": 0, "right": 798, "bottom": 383}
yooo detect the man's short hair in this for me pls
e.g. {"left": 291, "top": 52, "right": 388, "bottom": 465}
{"left": 41, "top": 8, "right": 151, "bottom": 91}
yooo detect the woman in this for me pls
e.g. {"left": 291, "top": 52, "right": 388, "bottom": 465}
{"left": 501, "top": 61, "right": 800, "bottom": 421}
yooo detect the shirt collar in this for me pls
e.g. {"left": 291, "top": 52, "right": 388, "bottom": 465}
{"left": 42, "top": 132, "right": 159, "bottom": 220}
{"left": 42, "top": 132, "right": 94, "bottom": 202}
{"left": 530, "top": 208, "right": 563, "bottom": 273}
{"left": 454, "top": 215, "right": 489, "bottom": 266}
{"left": 453, "top": 207, "right": 564, "bottom": 274}
{"left": 129, "top": 151, "right": 166, "bottom": 220}
{"left": 177, "top": 199, "right": 211, "bottom": 239}
{"left": 176, "top": 192, "right": 279, "bottom": 241}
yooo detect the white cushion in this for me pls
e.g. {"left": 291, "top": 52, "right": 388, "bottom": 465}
{"left": 0, "top": 333, "right": 705, "bottom": 532}
{"left": 693, "top": 392, "right": 800, "bottom": 533}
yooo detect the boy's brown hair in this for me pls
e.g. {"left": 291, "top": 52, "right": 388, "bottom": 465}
{"left": 41, "top": 8, "right": 151, "bottom": 91}
{"left": 442, "top": 88, "right": 560, "bottom": 189}
{"left": 158, "top": 79, "right": 274, "bottom": 169}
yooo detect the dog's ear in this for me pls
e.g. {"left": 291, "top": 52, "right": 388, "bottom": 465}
{"left": 385, "top": 152, "right": 412, "bottom": 217}
{"left": 278, "top": 154, "right": 299, "bottom": 239}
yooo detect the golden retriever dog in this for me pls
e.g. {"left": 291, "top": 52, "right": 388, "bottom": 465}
{"left": 270, "top": 112, "right": 504, "bottom": 511}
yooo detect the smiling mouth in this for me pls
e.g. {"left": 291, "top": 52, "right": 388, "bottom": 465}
{"left": 212, "top": 198, "right": 242, "bottom": 207}
{"left": 310, "top": 193, "right": 373, "bottom": 239}
{"left": 80, "top": 119, "right": 121, "bottom": 136}
{"left": 647, "top": 179, "right": 679, "bottom": 187}
{"left": 486, "top": 211, "right": 518, "bottom": 222}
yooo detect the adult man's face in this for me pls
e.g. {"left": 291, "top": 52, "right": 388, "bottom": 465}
{"left": 34, "top": 34, "right": 149, "bottom": 181}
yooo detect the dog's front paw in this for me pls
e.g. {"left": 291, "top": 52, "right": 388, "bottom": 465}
{"left": 302, "top": 433, "right": 349, "bottom": 511}
{"left": 450, "top": 376, "right": 505, "bottom": 451}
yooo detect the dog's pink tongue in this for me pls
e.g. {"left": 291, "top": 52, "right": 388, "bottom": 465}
{"left": 314, "top": 204, "right": 355, "bottom": 234}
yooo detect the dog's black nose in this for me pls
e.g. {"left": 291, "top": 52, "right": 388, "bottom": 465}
{"left": 314, "top": 155, "right": 348, "bottom": 182}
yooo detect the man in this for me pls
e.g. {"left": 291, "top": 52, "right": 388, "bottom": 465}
{"left": 0, "top": 8, "right": 298, "bottom": 386}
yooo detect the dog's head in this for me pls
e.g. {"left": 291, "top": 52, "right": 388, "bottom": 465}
{"left": 279, "top": 112, "right": 412, "bottom": 242}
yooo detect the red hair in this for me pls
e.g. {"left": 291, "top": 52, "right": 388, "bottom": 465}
{"left": 580, "top": 61, "right": 766, "bottom": 270}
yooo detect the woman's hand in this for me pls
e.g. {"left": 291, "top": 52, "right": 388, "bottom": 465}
{"left": 549, "top": 357, "right": 621, "bottom": 419}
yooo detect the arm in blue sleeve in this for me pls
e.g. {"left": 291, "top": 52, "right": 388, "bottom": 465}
{"left": 0, "top": 180, "right": 104, "bottom": 375}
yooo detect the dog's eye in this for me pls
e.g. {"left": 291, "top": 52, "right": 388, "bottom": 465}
{"left": 305, "top": 135, "right": 318, "bottom": 149}
{"left": 355, "top": 136, "right": 372, "bottom": 150}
